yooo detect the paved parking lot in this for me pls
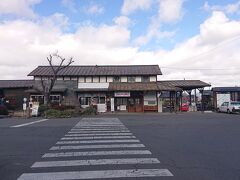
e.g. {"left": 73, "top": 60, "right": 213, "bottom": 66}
{"left": 0, "top": 112, "right": 240, "bottom": 180}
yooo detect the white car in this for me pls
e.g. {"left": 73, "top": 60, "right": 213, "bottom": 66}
{"left": 218, "top": 101, "right": 240, "bottom": 113}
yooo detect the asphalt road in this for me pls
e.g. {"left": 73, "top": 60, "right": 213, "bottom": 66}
{"left": 0, "top": 112, "right": 240, "bottom": 180}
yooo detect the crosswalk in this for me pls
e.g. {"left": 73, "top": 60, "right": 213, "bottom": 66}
{"left": 17, "top": 118, "right": 173, "bottom": 180}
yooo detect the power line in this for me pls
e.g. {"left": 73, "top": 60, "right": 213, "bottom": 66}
{"left": 161, "top": 67, "right": 238, "bottom": 71}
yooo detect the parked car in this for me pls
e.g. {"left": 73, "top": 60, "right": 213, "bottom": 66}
{"left": 218, "top": 101, "right": 240, "bottom": 113}
{"left": 180, "top": 104, "right": 189, "bottom": 112}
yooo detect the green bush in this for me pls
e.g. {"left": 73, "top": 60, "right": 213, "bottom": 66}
{"left": 38, "top": 104, "right": 49, "bottom": 116}
{"left": 0, "top": 105, "right": 8, "bottom": 115}
{"left": 81, "top": 106, "right": 97, "bottom": 115}
{"left": 45, "top": 109, "right": 74, "bottom": 118}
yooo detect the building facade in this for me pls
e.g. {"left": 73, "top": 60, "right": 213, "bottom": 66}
{"left": 0, "top": 65, "right": 211, "bottom": 113}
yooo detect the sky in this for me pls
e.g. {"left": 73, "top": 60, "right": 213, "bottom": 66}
{"left": 0, "top": 0, "right": 240, "bottom": 87}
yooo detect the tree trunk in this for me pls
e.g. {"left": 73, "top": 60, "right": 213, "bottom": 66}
{"left": 44, "top": 93, "right": 50, "bottom": 106}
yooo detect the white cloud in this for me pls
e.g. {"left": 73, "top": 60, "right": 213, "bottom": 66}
{"left": 133, "top": 0, "right": 184, "bottom": 46}
{"left": 83, "top": 3, "right": 104, "bottom": 15}
{"left": 0, "top": 9, "right": 240, "bottom": 87}
{"left": 203, "top": 1, "right": 240, "bottom": 14}
{"left": 61, "top": 0, "right": 77, "bottom": 13}
{"left": 157, "top": 0, "right": 185, "bottom": 23}
{"left": 114, "top": 16, "right": 131, "bottom": 27}
{"left": 154, "top": 11, "right": 240, "bottom": 86}
{"left": 0, "top": 0, "right": 41, "bottom": 18}
{"left": 121, "top": 0, "right": 153, "bottom": 15}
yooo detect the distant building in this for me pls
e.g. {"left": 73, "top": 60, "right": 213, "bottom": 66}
{"left": 212, "top": 87, "right": 240, "bottom": 109}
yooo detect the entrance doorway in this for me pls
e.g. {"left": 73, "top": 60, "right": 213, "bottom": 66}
{"left": 128, "top": 97, "right": 143, "bottom": 112}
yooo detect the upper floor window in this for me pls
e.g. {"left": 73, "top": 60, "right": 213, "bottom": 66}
{"left": 142, "top": 76, "right": 150, "bottom": 82}
{"left": 127, "top": 76, "right": 136, "bottom": 82}
{"left": 113, "top": 76, "right": 120, "bottom": 82}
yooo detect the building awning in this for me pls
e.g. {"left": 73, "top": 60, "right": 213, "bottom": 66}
{"left": 109, "top": 82, "right": 159, "bottom": 91}
{"left": 212, "top": 87, "right": 240, "bottom": 92}
{"left": 157, "top": 82, "right": 182, "bottom": 92}
{"left": 0, "top": 80, "right": 33, "bottom": 89}
{"left": 158, "top": 80, "right": 211, "bottom": 90}
{"left": 75, "top": 88, "right": 108, "bottom": 92}
{"left": 25, "top": 88, "right": 67, "bottom": 93}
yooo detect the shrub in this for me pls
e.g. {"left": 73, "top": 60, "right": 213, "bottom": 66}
{"left": 38, "top": 104, "right": 49, "bottom": 116}
{"left": 45, "top": 109, "right": 74, "bottom": 118}
{"left": 81, "top": 106, "right": 97, "bottom": 115}
{"left": 0, "top": 105, "right": 8, "bottom": 115}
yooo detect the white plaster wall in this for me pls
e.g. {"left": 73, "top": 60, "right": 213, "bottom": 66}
{"left": 121, "top": 76, "right": 127, "bottom": 82}
{"left": 100, "top": 76, "right": 106, "bottom": 82}
{"left": 93, "top": 76, "right": 99, "bottom": 83}
{"left": 86, "top": 77, "right": 92, "bottom": 83}
{"left": 136, "top": 76, "right": 141, "bottom": 82}
{"left": 107, "top": 76, "right": 113, "bottom": 82}
{"left": 78, "top": 83, "right": 109, "bottom": 89}
{"left": 150, "top": 76, "right": 157, "bottom": 82}
{"left": 78, "top": 77, "right": 85, "bottom": 83}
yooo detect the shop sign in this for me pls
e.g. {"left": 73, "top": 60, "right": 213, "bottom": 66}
{"left": 114, "top": 92, "right": 130, "bottom": 97}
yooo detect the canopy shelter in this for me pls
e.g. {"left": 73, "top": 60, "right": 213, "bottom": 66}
{"left": 157, "top": 80, "right": 211, "bottom": 112}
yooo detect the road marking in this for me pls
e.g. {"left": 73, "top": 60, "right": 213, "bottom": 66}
{"left": 18, "top": 169, "right": 173, "bottom": 180}
{"left": 50, "top": 144, "right": 145, "bottom": 150}
{"left": 42, "top": 150, "right": 152, "bottom": 158}
{"left": 10, "top": 119, "right": 49, "bottom": 128}
{"left": 61, "top": 136, "right": 136, "bottom": 140}
{"left": 32, "top": 158, "right": 160, "bottom": 168}
{"left": 75, "top": 125, "right": 125, "bottom": 127}
{"left": 65, "top": 133, "right": 133, "bottom": 136}
{"left": 68, "top": 130, "right": 130, "bottom": 133}
{"left": 71, "top": 128, "right": 128, "bottom": 131}
{"left": 56, "top": 139, "right": 140, "bottom": 144}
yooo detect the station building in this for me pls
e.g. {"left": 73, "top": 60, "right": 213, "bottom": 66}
{"left": 0, "top": 65, "right": 210, "bottom": 113}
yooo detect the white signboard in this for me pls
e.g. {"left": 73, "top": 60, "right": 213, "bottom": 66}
{"left": 23, "top": 103, "right": 27, "bottom": 111}
{"left": 111, "top": 98, "right": 114, "bottom": 112}
{"left": 31, "top": 103, "right": 39, "bottom": 116}
{"left": 216, "top": 93, "right": 231, "bottom": 108}
{"left": 114, "top": 92, "right": 130, "bottom": 97}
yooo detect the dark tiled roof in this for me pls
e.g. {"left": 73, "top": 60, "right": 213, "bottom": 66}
{"left": 28, "top": 65, "right": 162, "bottom": 76}
{"left": 157, "top": 82, "right": 182, "bottom": 91}
{"left": 212, "top": 87, "right": 240, "bottom": 92}
{"left": 0, "top": 80, "right": 33, "bottom": 88}
{"left": 159, "top": 80, "right": 210, "bottom": 90}
{"left": 109, "top": 82, "right": 159, "bottom": 91}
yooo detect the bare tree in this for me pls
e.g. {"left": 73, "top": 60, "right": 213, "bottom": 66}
{"left": 39, "top": 52, "right": 74, "bottom": 106}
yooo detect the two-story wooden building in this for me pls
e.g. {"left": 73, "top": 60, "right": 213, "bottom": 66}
{"left": 28, "top": 65, "right": 162, "bottom": 113}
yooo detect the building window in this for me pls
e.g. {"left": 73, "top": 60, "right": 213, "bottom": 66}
{"left": 80, "top": 97, "right": 91, "bottom": 105}
{"left": 113, "top": 76, "right": 120, "bottom": 82}
{"left": 30, "top": 95, "right": 44, "bottom": 104}
{"left": 142, "top": 76, "right": 150, "bottom": 82}
{"left": 99, "top": 97, "right": 106, "bottom": 104}
{"left": 79, "top": 96, "right": 105, "bottom": 105}
{"left": 127, "top": 76, "right": 136, "bottom": 82}
{"left": 50, "top": 95, "right": 61, "bottom": 104}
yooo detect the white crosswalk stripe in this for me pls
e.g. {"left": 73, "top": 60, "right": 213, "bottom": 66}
{"left": 68, "top": 130, "right": 130, "bottom": 133}
{"left": 32, "top": 158, "right": 160, "bottom": 167}
{"left": 65, "top": 132, "right": 133, "bottom": 136}
{"left": 18, "top": 169, "right": 173, "bottom": 180}
{"left": 61, "top": 135, "right": 136, "bottom": 140}
{"left": 17, "top": 117, "right": 174, "bottom": 180}
{"left": 42, "top": 150, "right": 152, "bottom": 158}
{"left": 56, "top": 139, "right": 140, "bottom": 144}
{"left": 50, "top": 143, "right": 145, "bottom": 150}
